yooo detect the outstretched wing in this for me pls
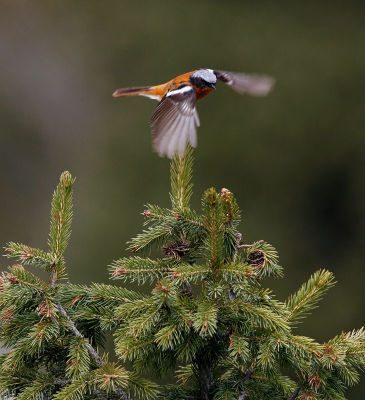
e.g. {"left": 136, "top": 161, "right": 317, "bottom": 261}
{"left": 214, "top": 70, "right": 275, "bottom": 96}
{"left": 151, "top": 85, "right": 200, "bottom": 159}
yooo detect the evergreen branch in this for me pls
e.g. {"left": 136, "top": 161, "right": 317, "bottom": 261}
{"left": 127, "top": 225, "right": 172, "bottom": 253}
{"left": 66, "top": 337, "right": 91, "bottom": 379}
{"left": 93, "top": 363, "right": 132, "bottom": 398}
{"left": 283, "top": 333, "right": 320, "bottom": 357}
{"left": 53, "top": 317, "right": 136, "bottom": 400}
{"left": 202, "top": 188, "right": 225, "bottom": 270}
{"left": 57, "top": 303, "right": 103, "bottom": 367}
{"left": 127, "top": 373, "right": 159, "bottom": 400}
{"left": 169, "top": 303, "right": 193, "bottom": 330}
{"left": 154, "top": 323, "right": 181, "bottom": 350}
{"left": 220, "top": 263, "right": 255, "bottom": 282}
{"left": 174, "top": 209, "right": 205, "bottom": 228}
{"left": 228, "top": 334, "right": 250, "bottom": 362}
{"left": 240, "top": 241, "right": 283, "bottom": 279}
{"left": 125, "top": 304, "right": 161, "bottom": 336}
{"left": 16, "top": 374, "right": 55, "bottom": 400}
{"left": 176, "top": 364, "right": 195, "bottom": 386}
{"left": 170, "top": 143, "right": 194, "bottom": 210}
{"left": 144, "top": 204, "right": 205, "bottom": 231}
{"left": 143, "top": 204, "right": 173, "bottom": 224}
{"left": 77, "top": 305, "right": 120, "bottom": 331}
{"left": 4, "top": 242, "right": 55, "bottom": 271}
{"left": 231, "top": 300, "right": 290, "bottom": 333}
{"left": 191, "top": 300, "right": 218, "bottom": 336}
{"left": 287, "top": 387, "right": 300, "bottom": 399}
{"left": 157, "top": 385, "right": 196, "bottom": 399}
{"left": 0, "top": 265, "right": 57, "bottom": 329}
{"left": 2, "top": 320, "right": 60, "bottom": 371}
{"left": 1, "top": 264, "right": 53, "bottom": 303}
{"left": 237, "top": 369, "right": 253, "bottom": 400}
{"left": 317, "top": 328, "right": 365, "bottom": 385}
{"left": 0, "top": 366, "right": 37, "bottom": 395}
{"left": 169, "top": 265, "right": 212, "bottom": 284}
{"left": 110, "top": 257, "right": 174, "bottom": 284}
{"left": 114, "top": 298, "right": 156, "bottom": 320}
{"left": 257, "top": 337, "right": 279, "bottom": 371}
{"left": 52, "top": 374, "right": 94, "bottom": 400}
{"left": 286, "top": 269, "right": 336, "bottom": 323}
{"left": 115, "top": 334, "right": 155, "bottom": 361}
{"left": 0, "top": 312, "right": 41, "bottom": 348}
{"left": 268, "top": 374, "right": 298, "bottom": 398}
{"left": 129, "top": 208, "right": 204, "bottom": 256}
{"left": 59, "top": 283, "right": 143, "bottom": 312}
{"left": 48, "top": 171, "right": 75, "bottom": 278}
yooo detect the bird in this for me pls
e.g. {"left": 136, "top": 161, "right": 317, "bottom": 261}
{"left": 113, "top": 68, "right": 275, "bottom": 158}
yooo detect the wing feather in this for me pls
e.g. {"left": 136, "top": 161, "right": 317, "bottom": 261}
{"left": 151, "top": 85, "right": 199, "bottom": 158}
{"left": 214, "top": 70, "right": 275, "bottom": 96}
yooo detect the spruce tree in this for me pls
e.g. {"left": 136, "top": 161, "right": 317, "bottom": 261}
{"left": 1, "top": 147, "right": 364, "bottom": 399}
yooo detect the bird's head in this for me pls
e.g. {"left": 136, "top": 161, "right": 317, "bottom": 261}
{"left": 190, "top": 69, "right": 216, "bottom": 90}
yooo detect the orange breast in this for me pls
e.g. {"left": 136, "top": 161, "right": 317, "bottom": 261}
{"left": 195, "top": 86, "right": 214, "bottom": 100}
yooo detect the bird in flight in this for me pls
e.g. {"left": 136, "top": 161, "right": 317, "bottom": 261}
{"left": 113, "top": 69, "right": 274, "bottom": 158}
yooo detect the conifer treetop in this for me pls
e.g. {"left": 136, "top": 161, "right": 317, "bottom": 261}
{"left": 1, "top": 152, "right": 364, "bottom": 400}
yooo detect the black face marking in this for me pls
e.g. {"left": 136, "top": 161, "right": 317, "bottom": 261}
{"left": 190, "top": 75, "right": 203, "bottom": 88}
{"left": 190, "top": 76, "right": 215, "bottom": 89}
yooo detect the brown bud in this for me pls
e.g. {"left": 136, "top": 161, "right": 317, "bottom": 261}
{"left": 103, "top": 374, "right": 118, "bottom": 380}
{"left": 37, "top": 300, "right": 53, "bottom": 320}
{"left": 8, "top": 276, "right": 19, "bottom": 284}
{"left": 22, "top": 252, "right": 32, "bottom": 261}
{"left": 143, "top": 210, "right": 152, "bottom": 219}
{"left": 308, "top": 373, "right": 321, "bottom": 392}
{"left": 220, "top": 188, "right": 233, "bottom": 202}
{"left": 113, "top": 266, "right": 128, "bottom": 276}
{"left": 1, "top": 307, "right": 14, "bottom": 322}
{"left": 61, "top": 171, "right": 73, "bottom": 188}
{"left": 155, "top": 280, "right": 171, "bottom": 293}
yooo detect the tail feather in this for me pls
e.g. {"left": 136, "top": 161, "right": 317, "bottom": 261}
{"left": 112, "top": 86, "right": 152, "bottom": 97}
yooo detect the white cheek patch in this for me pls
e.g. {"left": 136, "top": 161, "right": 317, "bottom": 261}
{"left": 166, "top": 86, "right": 194, "bottom": 97}
{"left": 139, "top": 94, "right": 161, "bottom": 101}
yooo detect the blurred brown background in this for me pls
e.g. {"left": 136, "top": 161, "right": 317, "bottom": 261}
{"left": 0, "top": 0, "right": 364, "bottom": 397}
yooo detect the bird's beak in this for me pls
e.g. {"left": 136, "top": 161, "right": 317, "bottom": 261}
{"left": 210, "top": 83, "right": 216, "bottom": 90}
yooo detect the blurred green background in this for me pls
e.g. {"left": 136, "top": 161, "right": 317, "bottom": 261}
{"left": 1, "top": 0, "right": 364, "bottom": 396}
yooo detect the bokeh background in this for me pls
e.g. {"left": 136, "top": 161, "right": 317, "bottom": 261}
{"left": 1, "top": 0, "right": 364, "bottom": 397}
